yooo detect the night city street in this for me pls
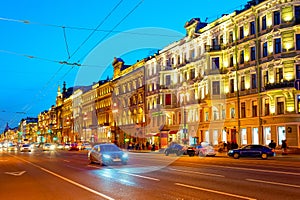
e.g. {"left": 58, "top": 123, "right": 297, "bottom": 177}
{"left": 1, "top": 149, "right": 300, "bottom": 200}
{"left": 1, "top": 0, "right": 300, "bottom": 199}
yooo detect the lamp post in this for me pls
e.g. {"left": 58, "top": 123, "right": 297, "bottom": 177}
{"left": 112, "top": 103, "right": 119, "bottom": 145}
{"left": 182, "top": 85, "right": 188, "bottom": 145}
{"left": 83, "top": 113, "right": 87, "bottom": 142}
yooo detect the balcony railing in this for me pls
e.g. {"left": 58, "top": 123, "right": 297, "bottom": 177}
{"left": 264, "top": 80, "right": 294, "bottom": 90}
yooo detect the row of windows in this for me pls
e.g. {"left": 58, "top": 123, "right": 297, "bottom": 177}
{"left": 146, "top": 6, "right": 300, "bottom": 78}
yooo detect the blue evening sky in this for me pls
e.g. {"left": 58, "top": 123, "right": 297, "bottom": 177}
{"left": 0, "top": 0, "right": 249, "bottom": 129}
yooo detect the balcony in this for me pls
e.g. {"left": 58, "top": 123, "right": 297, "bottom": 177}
{"left": 264, "top": 80, "right": 294, "bottom": 90}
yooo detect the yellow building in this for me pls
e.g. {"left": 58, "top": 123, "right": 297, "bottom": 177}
{"left": 145, "top": 0, "right": 300, "bottom": 149}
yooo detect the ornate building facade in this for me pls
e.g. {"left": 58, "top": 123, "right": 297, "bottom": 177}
{"left": 145, "top": 0, "right": 300, "bottom": 148}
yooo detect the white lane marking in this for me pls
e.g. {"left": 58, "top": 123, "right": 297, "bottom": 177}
{"left": 119, "top": 171, "right": 160, "bottom": 181}
{"left": 12, "top": 156, "right": 115, "bottom": 200}
{"left": 246, "top": 179, "right": 300, "bottom": 188}
{"left": 221, "top": 165, "right": 300, "bottom": 176}
{"left": 175, "top": 183, "right": 256, "bottom": 200}
{"left": 63, "top": 160, "right": 70, "bottom": 162}
{"left": 191, "top": 163, "right": 300, "bottom": 176}
{"left": 5, "top": 171, "right": 26, "bottom": 176}
{"left": 169, "top": 168, "right": 224, "bottom": 177}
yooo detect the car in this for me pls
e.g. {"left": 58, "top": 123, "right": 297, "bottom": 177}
{"left": 64, "top": 143, "right": 71, "bottom": 150}
{"left": 228, "top": 144, "right": 275, "bottom": 159}
{"left": 20, "top": 144, "right": 31, "bottom": 152}
{"left": 42, "top": 143, "right": 56, "bottom": 151}
{"left": 7, "top": 144, "right": 18, "bottom": 151}
{"left": 195, "top": 142, "right": 216, "bottom": 157}
{"left": 69, "top": 142, "right": 79, "bottom": 151}
{"left": 88, "top": 143, "right": 128, "bottom": 165}
{"left": 185, "top": 146, "right": 196, "bottom": 156}
{"left": 164, "top": 142, "right": 185, "bottom": 156}
{"left": 56, "top": 143, "right": 65, "bottom": 150}
{"left": 81, "top": 142, "right": 92, "bottom": 150}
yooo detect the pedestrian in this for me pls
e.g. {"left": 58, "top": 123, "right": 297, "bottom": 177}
{"left": 281, "top": 140, "right": 288, "bottom": 155}
{"left": 268, "top": 140, "right": 276, "bottom": 149}
{"left": 151, "top": 143, "right": 156, "bottom": 151}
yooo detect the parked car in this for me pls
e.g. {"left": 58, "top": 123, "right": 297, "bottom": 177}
{"left": 185, "top": 146, "right": 196, "bottom": 156}
{"left": 228, "top": 144, "right": 275, "bottom": 159}
{"left": 164, "top": 142, "right": 185, "bottom": 156}
{"left": 88, "top": 143, "right": 128, "bottom": 165}
{"left": 195, "top": 142, "right": 216, "bottom": 157}
{"left": 20, "top": 144, "right": 31, "bottom": 152}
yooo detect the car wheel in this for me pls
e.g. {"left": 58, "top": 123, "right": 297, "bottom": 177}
{"left": 261, "top": 153, "right": 268, "bottom": 159}
{"left": 89, "top": 157, "right": 94, "bottom": 164}
{"left": 188, "top": 152, "right": 195, "bottom": 157}
{"left": 233, "top": 153, "right": 240, "bottom": 159}
{"left": 176, "top": 151, "right": 182, "bottom": 156}
{"left": 165, "top": 151, "right": 169, "bottom": 156}
{"left": 198, "top": 151, "right": 204, "bottom": 157}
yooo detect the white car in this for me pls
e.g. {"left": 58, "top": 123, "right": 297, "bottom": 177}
{"left": 195, "top": 142, "right": 216, "bottom": 157}
{"left": 20, "top": 144, "right": 32, "bottom": 152}
{"left": 42, "top": 143, "right": 56, "bottom": 151}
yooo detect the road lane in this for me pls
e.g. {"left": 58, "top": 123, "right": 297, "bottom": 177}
{"left": 0, "top": 152, "right": 115, "bottom": 200}
{"left": 1, "top": 149, "right": 300, "bottom": 199}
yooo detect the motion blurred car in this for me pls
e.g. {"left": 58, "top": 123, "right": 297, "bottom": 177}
{"left": 42, "top": 143, "right": 56, "bottom": 151}
{"left": 20, "top": 144, "right": 31, "bottom": 152}
{"left": 56, "top": 143, "right": 65, "bottom": 150}
{"left": 69, "top": 143, "right": 79, "bottom": 151}
{"left": 164, "top": 142, "right": 185, "bottom": 156}
{"left": 81, "top": 142, "right": 92, "bottom": 150}
{"left": 228, "top": 144, "right": 275, "bottom": 159}
{"left": 195, "top": 142, "right": 216, "bottom": 157}
{"left": 88, "top": 143, "right": 128, "bottom": 165}
{"left": 64, "top": 143, "right": 71, "bottom": 150}
{"left": 185, "top": 146, "right": 196, "bottom": 156}
{"left": 7, "top": 144, "right": 18, "bottom": 151}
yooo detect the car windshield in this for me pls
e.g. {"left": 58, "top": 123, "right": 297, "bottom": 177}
{"left": 101, "top": 145, "right": 120, "bottom": 152}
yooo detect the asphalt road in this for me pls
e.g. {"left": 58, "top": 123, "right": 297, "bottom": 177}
{"left": 0, "top": 148, "right": 300, "bottom": 200}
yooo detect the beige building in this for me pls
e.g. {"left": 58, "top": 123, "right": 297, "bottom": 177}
{"left": 145, "top": 0, "right": 300, "bottom": 148}
{"left": 112, "top": 57, "right": 146, "bottom": 148}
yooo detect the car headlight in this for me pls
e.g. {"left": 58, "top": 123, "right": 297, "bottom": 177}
{"left": 228, "top": 150, "right": 233, "bottom": 153}
{"left": 122, "top": 153, "right": 128, "bottom": 158}
{"left": 103, "top": 154, "right": 111, "bottom": 159}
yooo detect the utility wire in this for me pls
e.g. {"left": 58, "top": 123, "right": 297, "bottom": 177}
{"left": 70, "top": 0, "right": 124, "bottom": 59}
{"left": 0, "top": 16, "right": 181, "bottom": 38}
{"left": 79, "top": 0, "right": 144, "bottom": 62}
{"left": 62, "top": 27, "right": 71, "bottom": 59}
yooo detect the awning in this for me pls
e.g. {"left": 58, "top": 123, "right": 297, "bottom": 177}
{"left": 169, "top": 130, "right": 178, "bottom": 134}
{"left": 145, "top": 133, "right": 159, "bottom": 137}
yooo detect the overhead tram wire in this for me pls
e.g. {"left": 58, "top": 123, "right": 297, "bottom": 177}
{"left": 53, "top": 0, "right": 145, "bottom": 95}
{"left": 69, "top": 0, "right": 124, "bottom": 59}
{"left": 3, "top": 1, "right": 127, "bottom": 122}
{"left": 78, "top": 0, "right": 145, "bottom": 62}
{"left": 0, "top": 16, "right": 180, "bottom": 38}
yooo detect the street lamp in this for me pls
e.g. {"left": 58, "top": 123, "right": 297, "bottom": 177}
{"left": 83, "top": 113, "right": 87, "bottom": 142}
{"left": 182, "top": 85, "right": 188, "bottom": 145}
{"left": 112, "top": 103, "right": 119, "bottom": 145}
